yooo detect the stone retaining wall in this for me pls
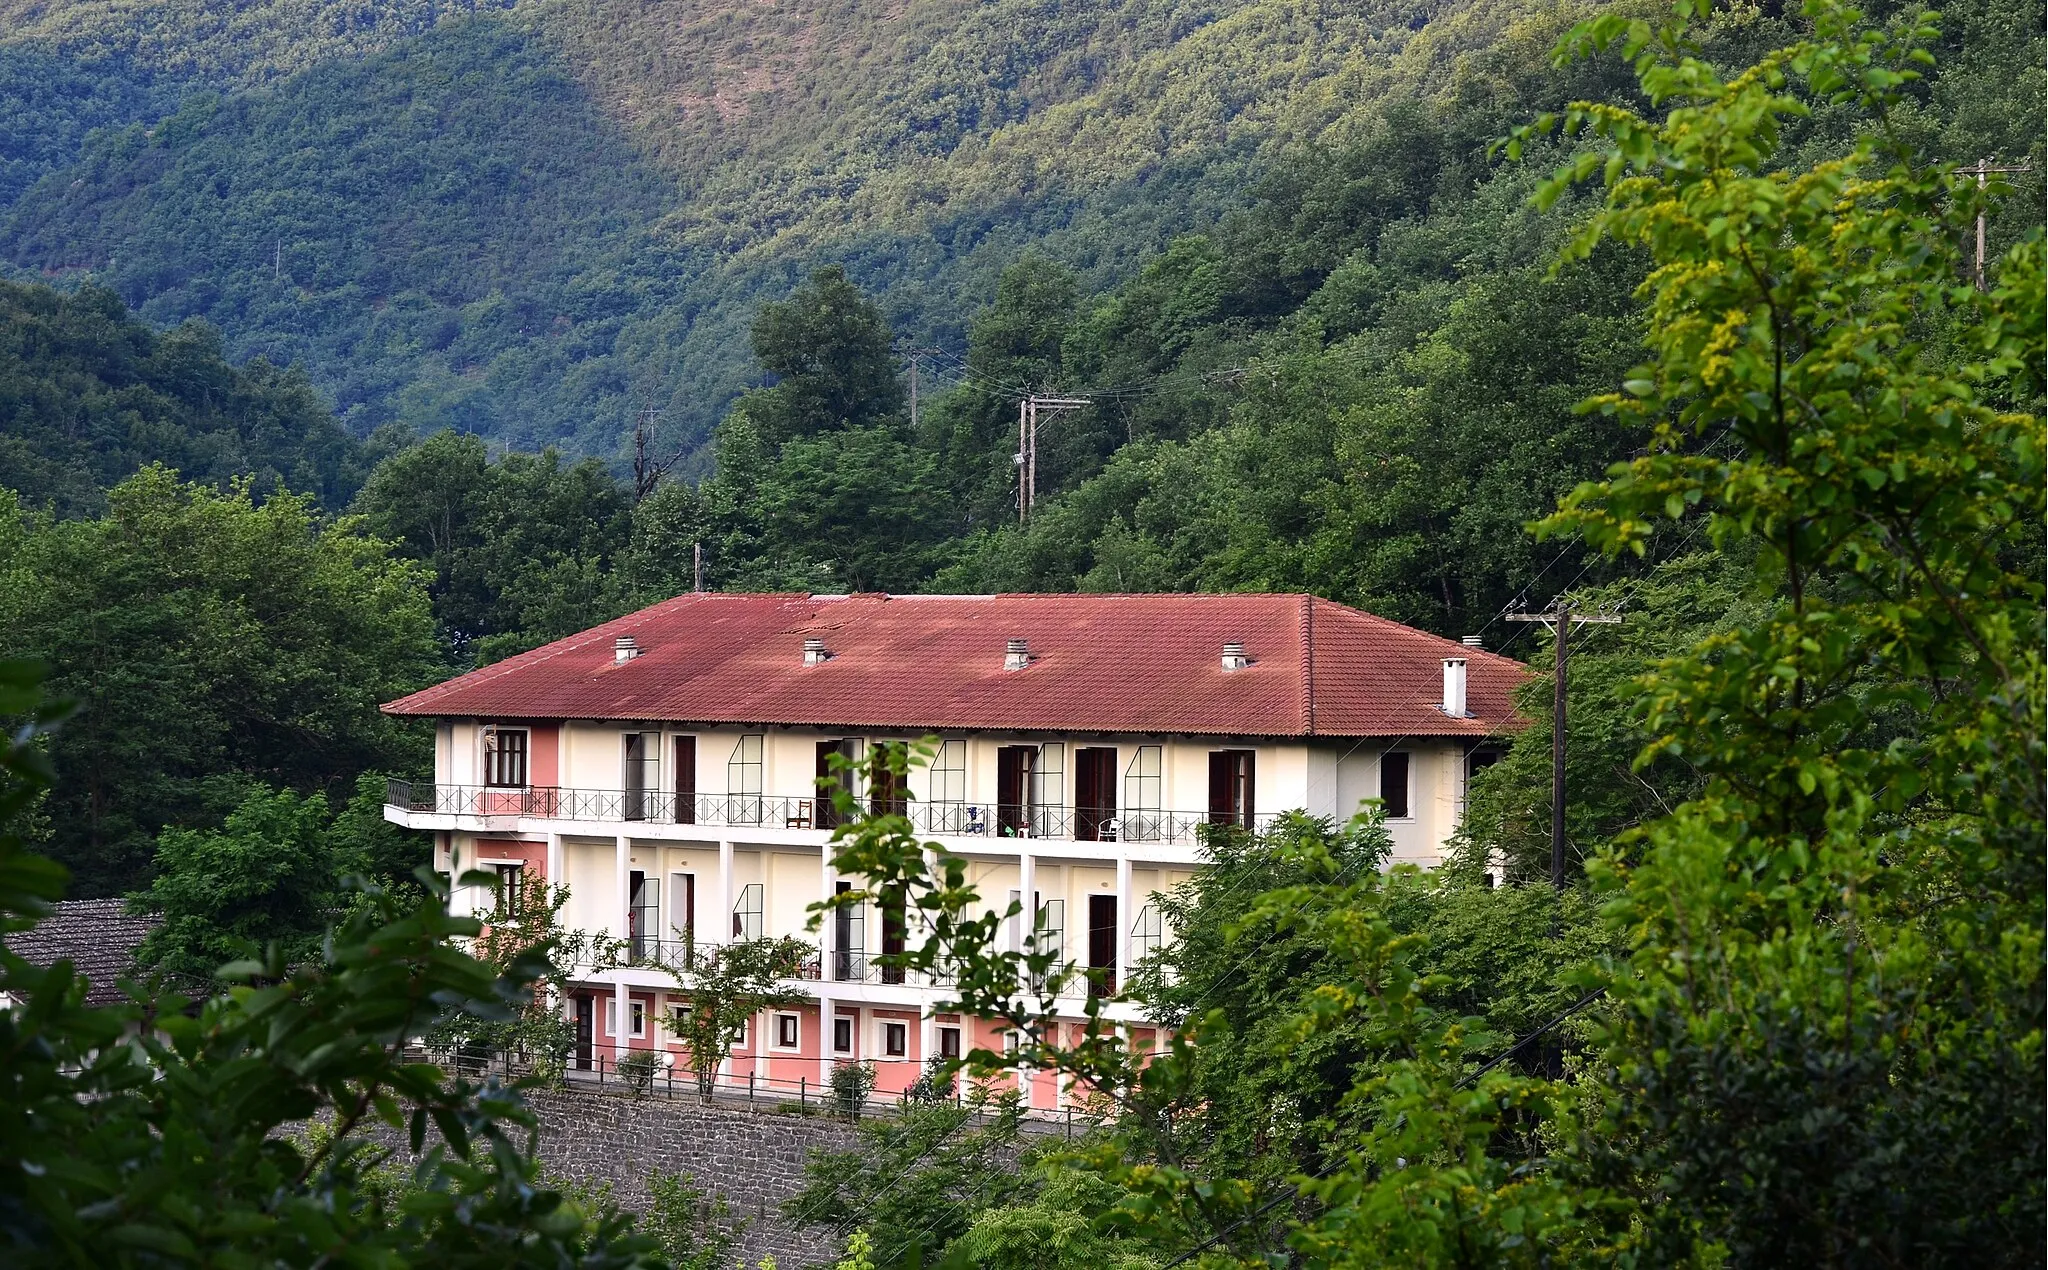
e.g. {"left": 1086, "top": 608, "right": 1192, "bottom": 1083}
{"left": 354, "top": 1086, "right": 867, "bottom": 1267}
{"left": 526, "top": 1086, "right": 861, "bottom": 1267}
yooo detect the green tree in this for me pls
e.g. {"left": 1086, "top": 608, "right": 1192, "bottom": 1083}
{"left": 1504, "top": 0, "right": 2047, "bottom": 1256}
{"left": 659, "top": 936, "right": 812, "bottom": 1102}
{"left": 0, "top": 659, "right": 662, "bottom": 1266}
{"left": 0, "top": 280, "right": 369, "bottom": 517}
{"left": 744, "top": 267, "right": 903, "bottom": 446}
{"left": 353, "top": 430, "right": 634, "bottom": 662}
{"left": 129, "top": 786, "right": 358, "bottom": 986}
{"left": 787, "top": 1094, "right": 1031, "bottom": 1266}
{"left": 755, "top": 427, "right": 949, "bottom": 591}
{"left": 0, "top": 468, "right": 440, "bottom": 896}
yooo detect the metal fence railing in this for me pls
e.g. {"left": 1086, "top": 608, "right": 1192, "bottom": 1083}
{"left": 386, "top": 780, "right": 1273, "bottom": 846}
{"left": 405, "top": 1043, "right": 1111, "bottom": 1134}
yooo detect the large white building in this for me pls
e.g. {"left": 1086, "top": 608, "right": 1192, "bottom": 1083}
{"left": 381, "top": 591, "right": 1521, "bottom": 1104}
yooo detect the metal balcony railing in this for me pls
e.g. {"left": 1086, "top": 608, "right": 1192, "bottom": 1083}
{"left": 599, "top": 936, "right": 962, "bottom": 991}
{"left": 385, "top": 779, "right": 1272, "bottom": 846}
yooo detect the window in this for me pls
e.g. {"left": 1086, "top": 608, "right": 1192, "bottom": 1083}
{"left": 726, "top": 734, "right": 764, "bottom": 824}
{"left": 629, "top": 870, "right": 657, "bottom": 961}
{"left": 1122, "top": 746, "right": 1162, "bottom": 840}
{"left": 623, "top": 732, "right": 660, "bottom": 820}
{"left": 733, "top": 882, "right": 763, "bottom": 942}
{"left": 774, "top": 1013, "right": 800, "bottom": 1049}
{"left": 1208, "top": 750, "right": 1256, "bottom": 828}
{"left": 1131, "top": 903, "right": 1163, "bottom": 961}
{"left": 483, "top": 727, "right": 528, "bottom": 788}
{"left": 1032, "top": 896, "right": 1065, "bottom": 990}
{"left": 882, "top": 1021, "right": 908, "bottom": 1057}
{"left": 669, "top": 1003, "right": 691, "bottom": 1033}
{"left": 1381, "top": 751, "right": 1412, "bottom": 819}
{"left": 605, "top": 997, "right": 647, "bottom": 1038}
{"left": 833, "top": 1016, "right": 854, "bottom": 1054}
{"left": 938, "top": 1026, "right": 962, "bottom": 1059}
{"left": 492, "top": 862, "right": 524, "bottom": 913}
{"left": 930, "top": 739, "right": 968, "bottom": 830}
{"left": 833, "top": 880, "right": 864, "bottom": 979}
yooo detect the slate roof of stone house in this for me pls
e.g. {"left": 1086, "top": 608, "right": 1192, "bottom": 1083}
{"left": 8, "top": 898, "right": 156, "bottom": 1007}
{"left": 383, "top": 592, "right": 1526, "bottom": 740}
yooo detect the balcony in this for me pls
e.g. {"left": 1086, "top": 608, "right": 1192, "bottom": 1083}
{"left": 385, "top": 780, "right": 1270, "bottom": 846}
{"left": 613, "top": 936, "right": 964, "bottom": 991}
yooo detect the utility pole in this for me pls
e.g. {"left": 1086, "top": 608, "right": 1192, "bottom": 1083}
{"left": 274, "top": 238, "right": 282, "bottom": 282}
{"left": 1015, "top": 395, "right": 1090, "bottom": 524}
{"left": 1508, "top": 605, "right": 1622, "bottom": 890}
{"left": 903, "top": 348, "right": 942, "bottom": 434}
{"left": 1956, "top": 157, "right": 2031, "bottom": 291}
{"left": 692, "top": 542, "right": 703, "bottom": 594}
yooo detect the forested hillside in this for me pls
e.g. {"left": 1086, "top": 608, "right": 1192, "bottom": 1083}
{"left": 0, "top": 0, "right": 1811, "bottom": 455}
{"left": 0, "top": 279, "right": 368, "bottom": 513}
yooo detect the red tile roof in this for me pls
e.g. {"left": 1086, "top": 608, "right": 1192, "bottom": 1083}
{"left": 382, "top": 593, "right": 1526, "bottom": 739}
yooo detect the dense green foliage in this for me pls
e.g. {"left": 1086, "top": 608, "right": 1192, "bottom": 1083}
{"left": 0, "top": 468, "right": 440, "bottom": 896}
{"left": 0, "top": 19, "right": 678, "bottom": 450}
{"left": 0, "top": 279, "right": 368, "bottom": 515}
{"left": 129, "top": 775, "right": 428, "bottom": 985}
{"left": 0, "top": 659, "right": 662, "bottom": 1267}
{"left": 817, "top": 5, "right": 2046, "bottom": 1265}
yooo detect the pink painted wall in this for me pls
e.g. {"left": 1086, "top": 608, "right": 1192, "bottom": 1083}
{"left": 474, "top": 838, "right": 547, "bottom": 874}
{"left": 528, "top": 725, "right": 560, "bottom": 788}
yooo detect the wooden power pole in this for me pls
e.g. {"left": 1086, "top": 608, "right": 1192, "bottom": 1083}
{"left": 1956, "top": 157, "right": 2031, "bottom": 291}
{"left": 1508, "top": 605, "right": 1622, "bottom": 890}
{"left": 1015, "top": 396, "right": 1090, "bottom": 523}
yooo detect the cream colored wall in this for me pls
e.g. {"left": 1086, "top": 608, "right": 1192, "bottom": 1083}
{"left": 768, "top": 850, "right": 819, "bottom": 943}
{"left": 561, "top": 838, "right": 617, "bottom": 938}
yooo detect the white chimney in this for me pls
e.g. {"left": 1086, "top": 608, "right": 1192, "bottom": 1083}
{"left": 1221, "top": 641, "right": 1251, "bottom": 672}
{"left": 614, "top": 635, "right": 640, "bottom": 664}
{"left": 1004, "top": 638, "right": 1031, "bottom": 671}
{"left": 803, "top": 637, "right": 830, "bottom": 666}
{"left": 1442, "top": 657, "right": 1468, "bottom": 717}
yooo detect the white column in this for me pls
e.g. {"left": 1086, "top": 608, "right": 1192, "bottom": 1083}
{"left": 613, "top": 835, "right": 632, "bottom": 1067}
{"left": 546, "top": 832, "right": 564, "bottom": 886}
{"left": 615, "top": 835, "right": 631, "bottom": 943}
{"left": 918, "top": 1002, "right": 935, "bottom": 1072}
{"left": 1016, "top": 848, "right": 1033, "bottom": 1104}
{"left": 819, "top": 838, "right": 837, "bottom": 1088}
{"left": 718, "top": 839, "right": 735, "bottom": 941}
{"left": 1116, "top": 855, "right": 1134, "bottom": 983}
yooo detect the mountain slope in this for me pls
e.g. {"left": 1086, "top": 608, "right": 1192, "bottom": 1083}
{"left": 5, "top": 0, "right": 2033, "bottom": 462}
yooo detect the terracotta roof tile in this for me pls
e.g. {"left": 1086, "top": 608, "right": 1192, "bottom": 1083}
{"left": 383, "top": 593, "right": 1526, "bottom": 739}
